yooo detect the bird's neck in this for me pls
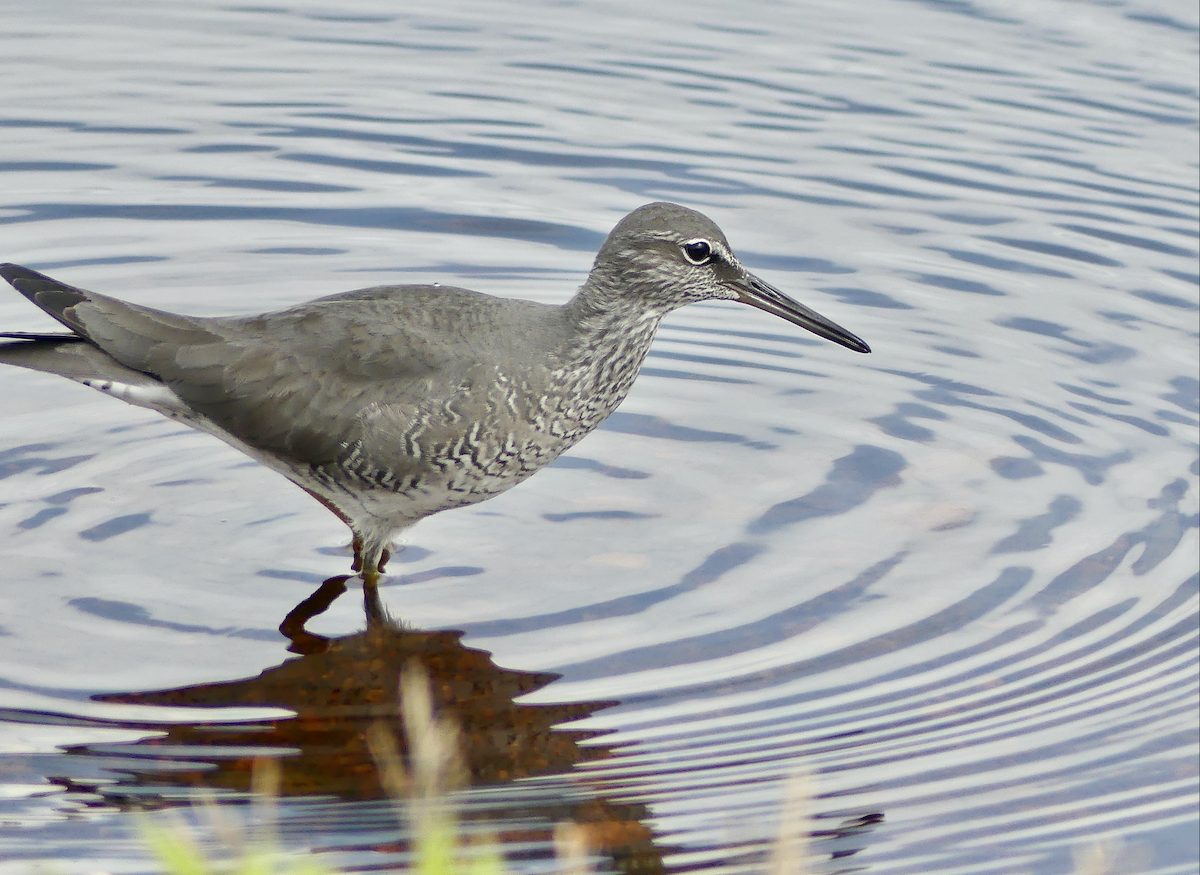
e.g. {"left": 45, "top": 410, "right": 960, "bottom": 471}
{"left": 555, "top": 275, "right": 668, "bottom": 401}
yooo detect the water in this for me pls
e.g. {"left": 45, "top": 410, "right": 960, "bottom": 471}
{"left": 1, "top": 1, "right": 1196, "bottom": 872}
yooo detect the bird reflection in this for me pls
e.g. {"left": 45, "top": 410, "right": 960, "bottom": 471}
{"left": 70, "top": 579, "right": 663, "bottom": 872}
{"left": 58, "top": 581, "right": 883, "bottom": 872}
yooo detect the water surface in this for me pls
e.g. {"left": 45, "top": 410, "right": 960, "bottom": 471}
{"left": 1, "top": 1, "right": 1197, "bottom": 873}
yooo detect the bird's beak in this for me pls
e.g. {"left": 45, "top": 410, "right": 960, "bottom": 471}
{"left": 732, "top": 272, "right": 871, "bottom": 354}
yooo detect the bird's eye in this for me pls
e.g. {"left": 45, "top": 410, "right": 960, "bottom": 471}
{"left": 682, "top": 239, "right": 712, "bottom": 265}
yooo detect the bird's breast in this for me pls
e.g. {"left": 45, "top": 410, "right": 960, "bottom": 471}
{"left": 322, "top": 336, "right": 650, "bottom": 508}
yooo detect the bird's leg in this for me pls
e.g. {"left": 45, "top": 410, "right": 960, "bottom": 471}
{"left": 356, "top": 534, "right": 389, "bottom": 591}
{"left": 298, "top": 487, "right": 367, "bottom": 574}
{"left": 350, "top": 540, "right": 389, "bottom": 574}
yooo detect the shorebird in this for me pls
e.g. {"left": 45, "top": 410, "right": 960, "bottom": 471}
{"left": 0, "top": 202, "right": 869, "bottom": 586}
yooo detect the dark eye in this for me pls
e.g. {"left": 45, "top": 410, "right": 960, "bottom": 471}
{"left": 682, "top": 239, "right": 712, "bottom": 265}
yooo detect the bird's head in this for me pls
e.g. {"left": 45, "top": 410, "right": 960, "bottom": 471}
{"left": 590, "top": 202, "right": 870, "bottom": 354}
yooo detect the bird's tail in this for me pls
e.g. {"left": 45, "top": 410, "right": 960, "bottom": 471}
{"left": 0, "top": 265, "right": 172, "bottom": 385}
{"left": 0, "top": 335, "right": 161, "bottom": 385}
{"left": 0, "top": 263, "right": 215, "bottom": 379}
{"left": 0, "top": 264, "right": 100, "bottom": 338}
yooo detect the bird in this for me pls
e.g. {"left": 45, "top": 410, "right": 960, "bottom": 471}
{"left": 0, "top": 202, "right": 869, "bottom": 587}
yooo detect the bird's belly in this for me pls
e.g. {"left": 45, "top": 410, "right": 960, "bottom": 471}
{"left": 281, "top": 448, "right": 516, "bottom": 542}
{"left": 380, "top": 428, "right": 570, "bottom": 503}
{"left": 311, "top": 410, "right": 592, "bottom": 529}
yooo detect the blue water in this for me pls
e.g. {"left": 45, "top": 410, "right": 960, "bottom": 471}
{"left": 1, "top": 1, "right": 1196, "bottom": 873}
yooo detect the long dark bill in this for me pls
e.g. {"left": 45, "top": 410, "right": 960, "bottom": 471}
{"left": 734, "top": 272, "right": 871, "bottom": 354}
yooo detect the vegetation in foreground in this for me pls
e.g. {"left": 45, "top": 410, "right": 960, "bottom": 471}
{"left": 136, "top": 662, "right": 595, "bottom": 875}
{"left": 133, "top": 662, "right": 1133, "bottom": 875}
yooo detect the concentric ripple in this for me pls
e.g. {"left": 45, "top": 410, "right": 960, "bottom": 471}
{"left": 0, "top": 1, "right": 1196, "bottom": 873}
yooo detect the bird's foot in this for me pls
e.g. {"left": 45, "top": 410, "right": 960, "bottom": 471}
{"left": 351, "top": 538, "right": 389, "bottom": 573}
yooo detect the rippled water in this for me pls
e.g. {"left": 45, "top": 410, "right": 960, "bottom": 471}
{"left": 1, "top": 1, "right": 1197, "bottom": 873}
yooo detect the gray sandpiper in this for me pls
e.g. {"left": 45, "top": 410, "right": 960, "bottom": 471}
{"left": 0, "top": 202, "right": 870, "bottom": 586}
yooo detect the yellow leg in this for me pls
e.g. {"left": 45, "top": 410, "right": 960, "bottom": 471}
{"left": 351, "top": 537, "right": 390, "bottom": 580}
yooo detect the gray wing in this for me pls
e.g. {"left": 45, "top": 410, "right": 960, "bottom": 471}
{"left": 0, "top": 264, "right": 495, "bottom": 466}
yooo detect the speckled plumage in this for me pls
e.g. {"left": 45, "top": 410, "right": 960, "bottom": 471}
{"left": 0, "top": 202, "right": 869, "bottom": 585}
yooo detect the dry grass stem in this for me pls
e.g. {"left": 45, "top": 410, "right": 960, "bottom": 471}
{"left": 366, "top": 719, "right": 412, "bottom": 800}
{"left": 553, "top": 821, "right": 594, "bottom": 875}
{"left": 1072, "top": 839, "right": 1124, "bottom": 875}
{"left": 250, "top": 756, "right": 282, "bottom": 853}
{"left": 194, "top": 785, "right": 244, "bottom": 859}
{"left": 767, "top": 770, "right": 814, "bottom": 875}
{"left": 401, "top": 660, "right": 468, "bottom": 799}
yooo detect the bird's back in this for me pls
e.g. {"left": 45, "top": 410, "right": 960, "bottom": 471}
{"left": 1, "top": 266, "right": 601, "bottom": 499}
